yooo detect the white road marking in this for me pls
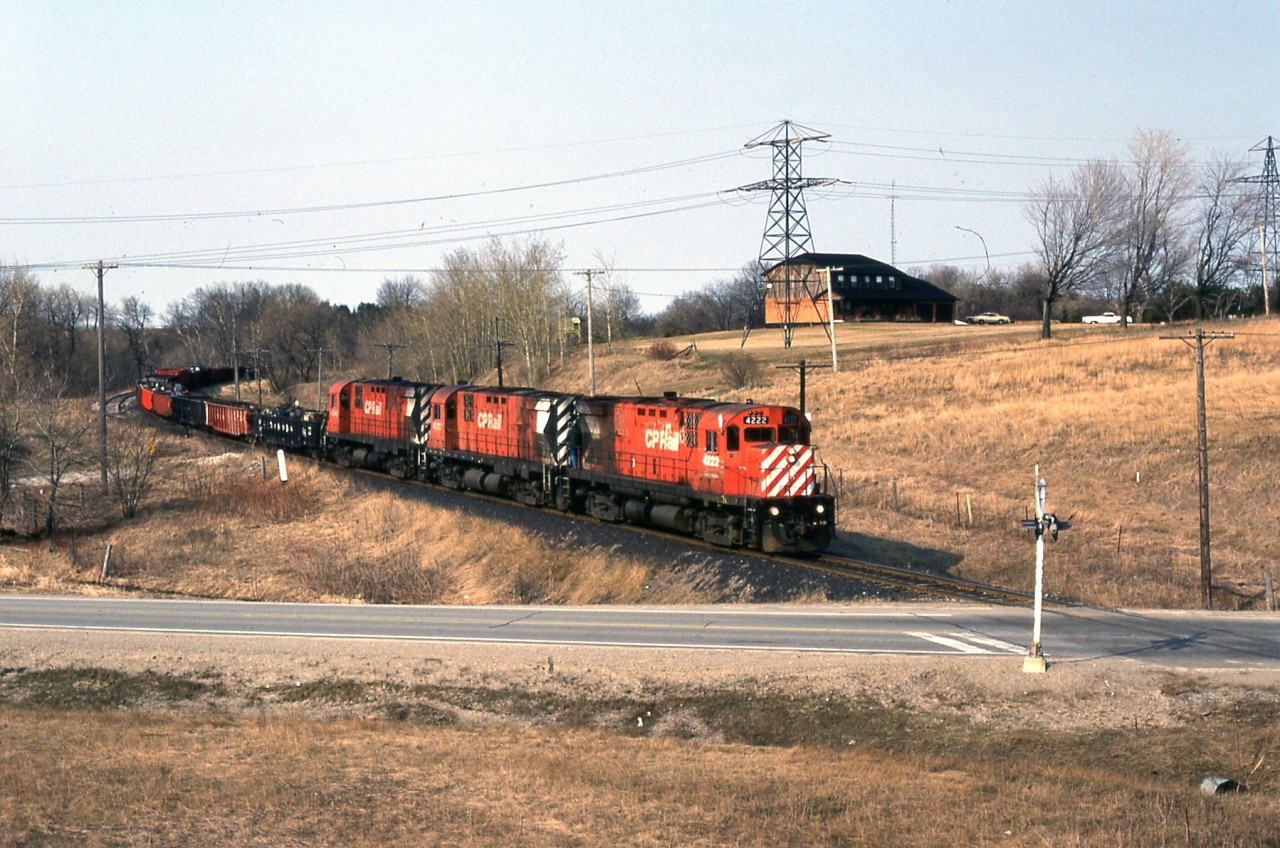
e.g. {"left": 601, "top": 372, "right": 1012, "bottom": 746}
{"left": 961, "top": 634, "right": 1027, "bottom": 654}
{"left": 909, "top": 632, "right": 1012, "bottom": 654}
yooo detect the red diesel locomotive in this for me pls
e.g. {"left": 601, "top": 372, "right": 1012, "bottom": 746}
{"left": 322, "top": 379, "right": 834, "bottom": 552}
{"left": 140, "top": 374, "right": 836, "bottom": 553}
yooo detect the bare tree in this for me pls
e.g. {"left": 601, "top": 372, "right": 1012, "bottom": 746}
{"left": 0, "top": 400, "right": 22, "bottom": 531}
{"left": 0, "top": 267, "right": 42, "bottom": 390}
{"left": 107, "top": 421, "right": 158, "bottom": 519}
{"left": 1024, "top": 159, "right": 1124, "bottom": 338}
{"left": 421, "top": 237, "right": 567, "bottom": 385}
{"left": 166, "top": 281, "right": 270, "bottom": 366}
{"left": 41, "top": 283, "right": 93, "bottom": 365}
{"left": 376, "top": 275, "right": 427, "bottom": 312}
{"left": 24, "top": 389, "right": 90, "bottom": 538}
{"left": 116, "top": 295, "right": 154, "bottom": 379}
{"left": 1191, "top": 154, "right": 1256, "bottom": 319}
{"left": 260, "top": 284, "right": 337, "bottom": 392}
{"left": 1113, "top": 129, "right": 1194, "bottom": 326}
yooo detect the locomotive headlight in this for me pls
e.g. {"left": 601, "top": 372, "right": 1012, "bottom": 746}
{"left": 815, "top": 503, "right": 826, "bottom": 515}
{"left": 768, "top": 505, "right": 781, "bottom": 517}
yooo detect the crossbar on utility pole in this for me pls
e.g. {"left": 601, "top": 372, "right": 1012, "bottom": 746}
{"left": 774, "top": 359, "right": 830, "bottom": 415}
{"left": 1161, "top": 327, "right": 1234, "bottom": 609}
{"left": 375, "top": 341, "right": 406, "bottom": 380}
{"left": 84, "top": 260, "right": 117, "bottom": 495}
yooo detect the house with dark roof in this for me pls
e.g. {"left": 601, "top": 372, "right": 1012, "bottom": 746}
{"left": 763, "top": 252, "right": 958, "bottom": 324}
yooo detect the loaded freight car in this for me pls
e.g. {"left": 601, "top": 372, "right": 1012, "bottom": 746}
{"left": 170, "top": 394, "right": 206, "bottom": 430}
{"left": 205, "top": 399, "right": 254, "bottom": 438}
{"left": 253, "top": 404, "right": 326, "bottom": 453}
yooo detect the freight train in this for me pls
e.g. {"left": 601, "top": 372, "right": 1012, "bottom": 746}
{"left": 137, "top": 369, "right": 836, "bottom": 553}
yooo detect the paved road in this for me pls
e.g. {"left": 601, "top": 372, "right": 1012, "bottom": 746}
{"left": 0, "top": 596, "right": 1276, "bottom": 670}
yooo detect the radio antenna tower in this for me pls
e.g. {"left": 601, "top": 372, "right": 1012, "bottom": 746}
{"left": 1240, "top": 136, "right": 1279, "bottom": 314}
{"left": 738, "top": 120, "right": 838, "bottom": 348}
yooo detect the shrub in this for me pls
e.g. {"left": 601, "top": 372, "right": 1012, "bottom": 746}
{"left": 645, "top": 341, "right": 678, "bottom": 360}
{"left": 717, "top": 352, "right": 761, "bottom": 389}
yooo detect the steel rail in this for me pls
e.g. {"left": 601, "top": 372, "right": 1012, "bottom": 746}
{"left": 139, "top": 398, "right": 1080, "bottom": 607}
{"left": 793, "top": 552, "right": 1082, "bottom": 607}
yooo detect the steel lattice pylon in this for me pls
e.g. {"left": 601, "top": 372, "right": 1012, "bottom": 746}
{"left": 738, "top": 120, "right": 836, "bottom": 348}
{"left": 1241, "top": 136, "right": 1280, "bottom": 310}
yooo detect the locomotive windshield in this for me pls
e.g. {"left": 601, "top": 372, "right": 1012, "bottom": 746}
{"left": 743, "top": 425, "right": 808, "bottom": 444}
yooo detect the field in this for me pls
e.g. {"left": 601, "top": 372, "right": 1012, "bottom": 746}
{"left": 2, "top": 318, "right": 1279, "bottom": 845}
{"left": 6, "top": 317, "right": 1278, "bottom": 609}
{"left": 544, "top": 318, "right": 1280, "bottom": 609}
{"left": 2, "top": 630, "right": 1277, "bottom": 846}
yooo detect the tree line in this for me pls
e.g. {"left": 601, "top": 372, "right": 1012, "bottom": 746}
{"left": 1021, "top": 129, "right": 1265, "bottom": 338}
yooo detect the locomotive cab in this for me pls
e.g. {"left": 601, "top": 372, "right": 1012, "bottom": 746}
{"left": 714, "top": 406, "right": 835, "bottom": 553}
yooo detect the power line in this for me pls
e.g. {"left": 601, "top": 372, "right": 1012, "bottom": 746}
{"left": 0, "top": 151, "right": 740, "bottom": 225}
{"left": 0, "top": 123, "right": 762, "bottom": 192}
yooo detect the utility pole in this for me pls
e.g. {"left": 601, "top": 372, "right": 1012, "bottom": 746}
{"left": 231, "top": 310, "right": 241, "bottom": 402}
{"left": 774, "top": 359, "right": 830, "bottom": 416}
{"left": 306, "top": 347, "right": 328, "bottom": 411}
{"left": 84, "top": 260, "right": 117, "bottom": 495}
{"left": 574, "top": 270, "right": 601, "bottom": 396}
{"left": 1161, "top": 327, "right": 1234, "bottom": 609}
{"left": 493, "top": 316, "right": 514, "bottom": 387}
{"left": 821, "top": 266, "right": 843, "bottom": 372}
{"left": 246, "top": 349, "right": 270, "bottom": 405}
{"left": 375, "top": 341, "right": 406, "bottom": 380}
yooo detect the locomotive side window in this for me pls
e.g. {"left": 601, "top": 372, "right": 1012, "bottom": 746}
{"left": 433, "top": 403, "right": 441, "bottom": 419}
{"left": 705, "top": 431, "right": 718, "bottom": 453}
{"left": 744, "top": 427, "right": 777, "bottom": 443}
{"left": 726, "top": 426, "right": 739, "bottom": 452}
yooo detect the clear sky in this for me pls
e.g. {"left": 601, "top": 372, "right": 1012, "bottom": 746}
{"left": 4, "top": 1, "right": 1277, "bottom": 315}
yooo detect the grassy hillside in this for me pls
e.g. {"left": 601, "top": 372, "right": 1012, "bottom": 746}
{"left": 3, "top": 318, "right": 1276, "bottom": 610}
{"left": 542, "top": 318, "right": 1280, "bottom": 609}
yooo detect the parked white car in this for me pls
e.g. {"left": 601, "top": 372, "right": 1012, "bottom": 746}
{"left": 1082, "top": 312, "right": 1132, "bottom": 324}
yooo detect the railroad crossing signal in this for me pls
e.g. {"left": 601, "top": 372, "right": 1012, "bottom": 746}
{"left": 1022, "top": 467, "right": 1070, "bottom": 674}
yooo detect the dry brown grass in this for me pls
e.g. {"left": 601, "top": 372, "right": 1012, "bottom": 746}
{"left": 0, "top": 424, "right": 724, "bottom": 605}
{"left": 4, "top": 318, "right": 1277, "bottom": 609}
{"left": 1, "top": 696, "right": 1276, "bottom": 847}
{"left": 542, "top": 319, "right": 1280, "bottom": 609}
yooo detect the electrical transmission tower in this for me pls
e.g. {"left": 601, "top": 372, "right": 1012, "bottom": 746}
{"left": 1240, "top": 136, "right": 1279, "bottom": 314}
{"left": 737, "top": 120, "right": 838, "bottom": 349}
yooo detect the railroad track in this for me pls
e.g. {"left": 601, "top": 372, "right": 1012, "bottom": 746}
{"left": 144, "top": 408, "right": 1078, "bottom": 607}
{"left": 797, "top": 551, "right": 1081, "bottom": 607}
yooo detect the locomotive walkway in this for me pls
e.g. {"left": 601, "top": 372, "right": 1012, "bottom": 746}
{"left": 1, "top": 596, "right": 1277, "bottom": 670}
